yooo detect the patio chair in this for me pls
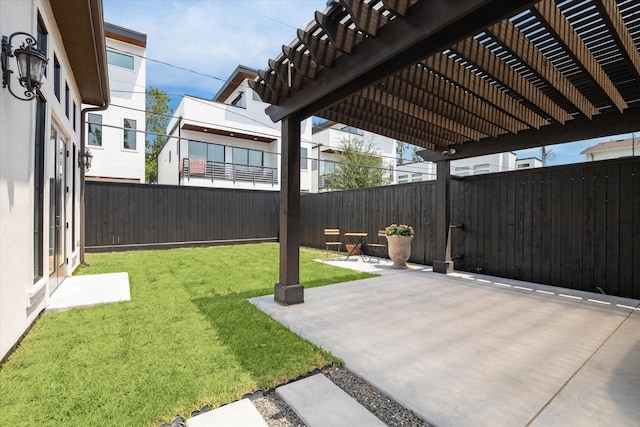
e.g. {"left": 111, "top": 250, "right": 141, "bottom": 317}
{"left": 367, "top": 230, "right": 387, "bottom": 263}
{"left": 324, "top": 228, "right": 342, "bottom": 257}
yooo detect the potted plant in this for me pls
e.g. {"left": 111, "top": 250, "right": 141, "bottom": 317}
{"left": 385, "top": 224, "right": 414, "bottom": 269}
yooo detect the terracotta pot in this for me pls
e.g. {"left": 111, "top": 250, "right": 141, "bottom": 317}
{"left": 386, "top": 235, "right": 413, "bottom": 269}
{"left": 346, "top": 243, "right": 361, "bottom": 255}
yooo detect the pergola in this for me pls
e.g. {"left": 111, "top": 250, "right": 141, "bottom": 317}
{"left": 250, "top": 0, "right": 640, "bottom": 304}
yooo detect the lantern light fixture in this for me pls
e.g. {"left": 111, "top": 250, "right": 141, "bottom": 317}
{"left": 2, "top": 32, "right": 48, "bottom": 101}
{"left": 78, "top": 147, "right": 93, "bottom": 172}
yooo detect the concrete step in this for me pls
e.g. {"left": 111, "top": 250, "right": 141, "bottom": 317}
{"left": 276, "top": 374, "right": 386, "bottom": 427}
{"left": 185, "top": 398, "right": 268, "bottom": 427}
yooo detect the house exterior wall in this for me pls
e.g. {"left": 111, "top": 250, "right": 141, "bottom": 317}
{"left": 585, "top": 145, "right": 639, "bottom": 161}
{"left": 159, "top": 85, "right": 314, "bottom": 192}
{"left": 0, "top": 0, "right": 86, "bottom": 359}
{"left": 85, "top": 31, "right": 145, "bottom": 182}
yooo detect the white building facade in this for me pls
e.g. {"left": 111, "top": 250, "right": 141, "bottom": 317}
{"left": 85, "top": 23, "right": 146, "bottom": 183}
{"left": 581, "top": 137, "right": 640, "bottom": 161}
{"left": 158, "top": 65, "right": 315, "bottom": 192}
{"left": 0, "top": 0, "right": 109, "bottom": 359}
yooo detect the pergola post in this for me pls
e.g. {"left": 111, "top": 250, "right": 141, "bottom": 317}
{"left": 275, "top": 114, "right": 304, "bottom": 305}
{"left": 433, "top": 159, "right": 453, "bottom": 274}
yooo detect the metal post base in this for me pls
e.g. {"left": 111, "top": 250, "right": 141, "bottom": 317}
{"left": 274, "top": 283, "right": 304, "bottom": 305}
{"left": 433, "top": 260, "right": 454, "bottom": 274}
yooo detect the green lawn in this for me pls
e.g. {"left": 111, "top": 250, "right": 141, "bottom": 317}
{"left": 0, "top": 244, "right": 374, "bottom": 426}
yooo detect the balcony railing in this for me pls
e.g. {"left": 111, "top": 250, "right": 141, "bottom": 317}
{"left": 181, "top": 158, "right": 277, "bottom": 185}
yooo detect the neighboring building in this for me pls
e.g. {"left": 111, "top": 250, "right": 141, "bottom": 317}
{"left": 581, "top": 137, "right": 640, "bottom": 162}
{"left": 158, "top": 65, "right": 315, "bottom": 192}
{"left": 394, "top": 152, "right": 519, "bottom": 183}
{"left": 515, "top": 157, "right": 543, "bottom": 170}
{"left": 85, "top": 22, "right": 146, "bottom": 183}
{"left": 0, "top": 0, "right": 110, "bottom": 359}
{"left": 311, "top": 121, "right": 397, "bottom": 191}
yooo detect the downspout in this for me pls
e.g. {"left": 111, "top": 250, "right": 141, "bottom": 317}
{"left": 80, "top": 0, "right": 110, "bottom": 265}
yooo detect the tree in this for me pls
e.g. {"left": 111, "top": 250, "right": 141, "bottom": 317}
{"left": 396, "top": 141, "right": 408, "bottom": 165}
{"left": 411, "top": 145, "right": 425, "bottom": 163}
{"left": 145, "top": 87, "right": 172, "bottom": 183}
{"left": 324, "top": 137, "right": 390, "bottom": 190}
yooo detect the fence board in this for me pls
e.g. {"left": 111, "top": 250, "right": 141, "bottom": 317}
{"left": 86, "top": 157, "right": 639, "bottom": 299}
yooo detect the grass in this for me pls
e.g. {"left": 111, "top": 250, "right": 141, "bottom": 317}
{"left": 0, "top": 243, "right": 375, "bottom": 426}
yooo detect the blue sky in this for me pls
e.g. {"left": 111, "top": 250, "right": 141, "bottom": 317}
{"left": 103, "top": 0, "right": 635, "bottom": 166}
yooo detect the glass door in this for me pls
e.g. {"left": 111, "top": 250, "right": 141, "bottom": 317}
{"left": 48, "top": 123, "right": 66, "bottom": 294}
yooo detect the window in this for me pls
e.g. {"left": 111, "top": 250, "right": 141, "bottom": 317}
{"left": 34, "top": 96, "right": 46, "bottom": 280}
{"left": 37, "top": 15, "right": 48, "bottom": 77}
{"left": 87, "top": 113, "right": 102, "bottom": 146}
{"left": 474, "top": 163, "right": 490, "bottom": 175}
{"left": 454, "top": 166, "right": 470, "bottom": 177}
{"left": 73, "top": 102, "right": 77, "bottom": 131}
{"left": 341, "top": 125, "right": 363, "bottom": 136}
{"left": 53, "top": 54, "right": 60, "bottom": 101}
{"left": 232, "top": 147, "right": 263, "bottom": 166}
{"left": 207, "top": 143, "right": 224, "bottom": 163}
{"left": 72, "top": 144, "right": 76, "bottom": 251}
{"left": 107, "top": 50, "right": 134, "bottom": 69}
{"left": 398, "top": 174, "right": 409, "bottom": 184}
{"left": 231, "top": 92, "right": 245, "bottom": 108}
{"left": 189, "top": 141, "right": 207, "bottom": 159}
{"left": 123, "top": 118, "right": 136, "bottom": 149}
{"left": 252, "top": 90, "right": 261, "bottom": 101}
{"left": 301, "top": 147, "right": 308, "bottom": 170}
{"left": 411, "top": 173, "right": 423, "bottom": 182}
{"left": 65, "top": 82, "right": 69, "bottom": 118}
{"left": 517, "top": 163, "right": 530, "bottom": 169}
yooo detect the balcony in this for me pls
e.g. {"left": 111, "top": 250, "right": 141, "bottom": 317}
{"left": 181, "top": 158, "right": 278, "bottom": 185}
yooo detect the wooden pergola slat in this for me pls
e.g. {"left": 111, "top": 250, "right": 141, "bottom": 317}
{"left": 315, "top": 11, "right": 364, "bottom": 54}
{"left": 297, "top": 27, "right": 341, "bottom": 68}
{"left": 282, "top": 44, "right": 319, "bottom": 80}
{"left": 423, "top": 53, "right": 547, "bottom": 129}
{"left": 451, "top": 36, "right": 572, "bottom": 124}
{"left": 394, "top": 66, "right": 527, "bottom": 135}
{"left": 340, "top": 0, "right": 388, "bottom": 37}
{"left": 381, "top": 0, "right": 420, "bottom": 18}
{"left": 593, "top": 0, "right": 640, "bottom": 85}
{"left": 532, "top": 0, "right": 627, "bottom": 112}
{"left": 360, "top": 86, "right": 488, "bottom": 141}
{"left": 486, "top": 18, "right": 599, "bottom": 119}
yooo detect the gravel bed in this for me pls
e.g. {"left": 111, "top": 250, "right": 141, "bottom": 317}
{"left": 324, "top": 367, "right": 433, "bottom": 427}
{"left": 252, "top": 392, "right": 305, "bottom": 427}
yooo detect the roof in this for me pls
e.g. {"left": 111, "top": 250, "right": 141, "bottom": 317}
{"left": 212, "top": 65, "right": 258, "bottom": 103}
{"left": 580, "top": 138, "right": 640, "bottom": 154}
{"left": 51, "top": 0, "right": 110, "bottom": 106}
{"left": 105, "top": 22, "right": 147, "bottom": 48}
{"left": 252, "top": 0, "right": 640, "bottom": 161}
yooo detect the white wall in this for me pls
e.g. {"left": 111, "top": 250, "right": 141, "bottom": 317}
{"left": 159, "top": 85, "right": 315, "bottom": 192}
{"left": 86, "top": 35, "right": 146, "bottom": 182}
{"left": 1, "top": 0, "right": 84, "bottom": 359}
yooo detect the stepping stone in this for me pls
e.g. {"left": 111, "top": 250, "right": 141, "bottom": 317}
{"left": 276, "top": 374, "right": 385, "bottom": 427}
{"left": 185, "top": 399, "right": 268, "bottom": 427}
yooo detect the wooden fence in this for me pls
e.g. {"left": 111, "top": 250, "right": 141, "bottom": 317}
{"left": 86, "top": 157, "right": 639, "bottom": 298}
{"left": 85, "top": 182, "right": 279, "bottom": 250}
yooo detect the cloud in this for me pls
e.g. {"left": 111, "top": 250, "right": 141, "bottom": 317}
{"left": 103, "top": 0, "right": 323, "bottom": 98}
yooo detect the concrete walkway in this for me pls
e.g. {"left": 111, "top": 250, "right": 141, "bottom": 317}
{"left": 250, "top": 264, "right": 640, "bottom": 426}
{"left": 46, "top": 272, "right": 131, "bottom": 312}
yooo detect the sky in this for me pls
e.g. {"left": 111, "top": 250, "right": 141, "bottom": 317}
{"left": 102, "top": 0, "right": 637, "bottom": 166}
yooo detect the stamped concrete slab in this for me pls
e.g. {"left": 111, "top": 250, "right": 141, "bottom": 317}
{"left": 250, "top": 270, "right": 640, "bottom": 427}
{"left": 186, "top": 399, "right": 268, "bottom": 427}
{"left": 47, "top": 272, "right": 130, "bottom": 312}
{"left": 276, "top": 374, "right": 385, "bottom": 427}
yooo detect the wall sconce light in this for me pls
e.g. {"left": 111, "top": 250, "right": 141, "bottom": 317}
{"left": 78, "top": 148, "right": 93, "bottom": 172}
{"left": 441, "top": 148, "right": 457, "bottom": 156}
{"left": 2, "top": 32, "right": 48, "bottom": 101}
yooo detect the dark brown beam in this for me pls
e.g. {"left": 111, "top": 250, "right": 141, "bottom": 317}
{"left": 275, "top": 115, "right": 304, "bottom": 305}
{"left": 265, "top": 0, "right": 538, "bottom": 122}
{"left": 433, "top": 159, "right": 453, "bottom": 274}
{"left": 418, "top": 106, "right": 640, "bottom": 162}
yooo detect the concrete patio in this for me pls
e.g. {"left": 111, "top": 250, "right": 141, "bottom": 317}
{"left": 250, "top": 262, "right": 640, "bottom": 426}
